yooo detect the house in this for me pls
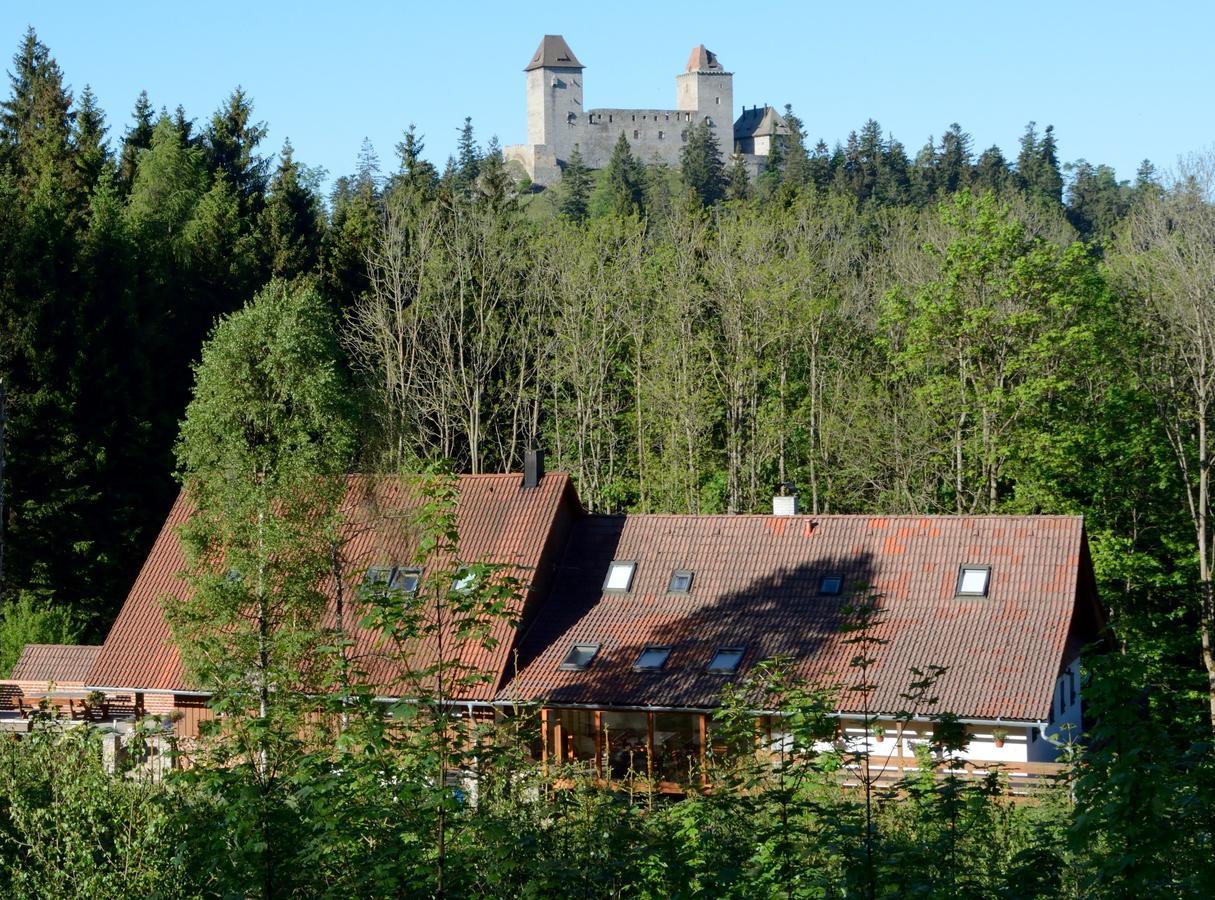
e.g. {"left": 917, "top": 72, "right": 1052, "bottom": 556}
{"left": 0, "top": 643, "right": 102, "bottom": 726}
{"left": 2, "top": 456, "right": 1103, "bottom": 779}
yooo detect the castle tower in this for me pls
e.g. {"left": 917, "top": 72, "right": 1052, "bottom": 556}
{"left": 525, "top": 35, "right": 584, "bottom": 161}
{"left": 676, "top": 45, "right": 734, "bottom": 158}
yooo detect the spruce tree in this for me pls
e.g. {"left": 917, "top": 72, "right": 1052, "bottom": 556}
{"left": 71, "top": 85, "right": 110, "bottom": 192}
{"left": 454, "top": 116, "right": 481, "bottom": 196}
{"left": 781, "top": 105, "right": 810, "bottom": 192}
{"left": 392, "top": 124, "right": 439, "bottom": 198}
{"left": 260, "top": 140, "right": 323, "bottom": 279}
{"left": 725, "top": 153, "right": 751, "bottom": 201}
{"left": 117, "top": 90, "right": 154, "bottom": 191}
{"left": 204, "top": 87, "right": 269, "bottom": 215}
{"left": 558, "top": 147, "right": 592, "bottom": 221}
{"left": 680, "top": 118, "right": 726, "bottom": 206}
{"left": 592, "top": 132, "right": 644, "bottom": 217}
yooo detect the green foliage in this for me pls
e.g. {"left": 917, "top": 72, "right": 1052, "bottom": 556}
{"left": 0, "top": 592, "right": 82, "bottom": 676}
{"left": 680, "top": 118, "right": 726, "bottom": 206}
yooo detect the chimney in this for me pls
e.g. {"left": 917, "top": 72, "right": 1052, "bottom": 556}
{"left": 772, "top": 481, "right": 798, "bottom": 516}
{"left": 523, "top": 448, "right": 545, "bottom": 488}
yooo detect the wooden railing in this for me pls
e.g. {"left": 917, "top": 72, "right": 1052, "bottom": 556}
{"left": 838, "top": 759, "right": 1067, "bottom": 798}
{"left": 549, "top": 758, "right": 1067, "bottom": 800}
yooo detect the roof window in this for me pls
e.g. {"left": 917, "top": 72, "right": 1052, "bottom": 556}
{"left": 452, "top": 567, "right": 478, "bottom": 594}
{"left": 707, "top": 647, "right": 745, "bottom": 674}
{"left": 633, "top": 646, "right": 672, "bottom": 671}
{"left": 560, "top": 643, "right": 601, "bottom": 671}
{"left": 604, "top": 560, "right": 636, "bottom": 592}
{"left": 819, "top": 574, "right": 843, "bottom": 596}
{"left": 956, "top": 565, "right": 991, "bottom": 597}
{"left": 364, "top": 566, "right": 393, "bottom": 587}
{"left": 390, "top": 567, "right": 422, "bottom": 593}
{"left": 668, "top": 569, "right": 693, "bottom": 594}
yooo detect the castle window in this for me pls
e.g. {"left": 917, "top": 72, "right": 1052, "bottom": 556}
{"left": 609, "top": 114, "right": 613, "bottom": 123}
{"left": 631, "top": 114, "right": 635, "bottom": 121}
{"left": 681, "top": 130, "right": 688, "bottom": 142}
{"left": 633, "top": 130, "right": 639, "bottom": 140}
{"left": 686, "top": 113, "right": 691, "bottom": 122}
{"left": 665, "top": 114, "right": 670, "bottom": 121}
{"left": 715, "top": 96, "right": 720, "bottom": 105}
{"left": 658, "top": 131, "right": 664, "bottom": 140}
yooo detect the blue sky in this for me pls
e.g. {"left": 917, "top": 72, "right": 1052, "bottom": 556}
{"left": 3, "top": 1, "right": 1212, "bottom": 193}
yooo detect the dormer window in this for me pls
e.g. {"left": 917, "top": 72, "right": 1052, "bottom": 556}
{"left": 707, "top": 647, "right": 745, "bottom": 674}
{"left": 668, "top": 569, "right": 693, "bottom": 594}
{"left": 604, "top": 560, "right": 636, "bottom": 592}
{"left": 956, "top": 565, "right": 991, "bottom": 598}
{"left": 633, "top": 646, "right": 671, "bottom": 671}
{"left": 560, "top": 643, "right": 600, "bottom": 671}
{"left": 819, "top": 575, "right": 843, "bottom": 596}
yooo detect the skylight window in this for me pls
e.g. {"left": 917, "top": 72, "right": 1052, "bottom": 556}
{"left": 633, "top": 646, "right": 672, "bottom": 671}
{"left": 390, "top": 567, "right": 422, "bottom": 593}
{"left": 819, "top": 575, "right": 843, "bottom": 596}
{"left": 559, "top": 643, "right": 601, "bottom": 671}
{"left": 603, "top": 560, "right": 636, "bottom": 592}
{"left": 668, "top": 569, "right": 693, "bottom": 594}
{"left": 956, "top": 565, "right": 991, "bottom": 597}
{"left": 707, "top": 647, "right": 745, "bottom": 674}
{"left": 364, "top": 566, "right": 393, "bottom": 587}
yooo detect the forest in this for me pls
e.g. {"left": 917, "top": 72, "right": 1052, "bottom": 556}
{"left": 2, "top": 26, "right": 1215, "bottom": 897}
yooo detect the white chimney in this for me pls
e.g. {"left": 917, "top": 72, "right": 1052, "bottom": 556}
{"left": 773, "top": 482, "right": 798, "bottom": 516}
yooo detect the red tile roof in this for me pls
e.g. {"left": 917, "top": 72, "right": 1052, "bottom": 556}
{"left": 10, "top": 644, "right": 101, "bottom": 684}
{"left": 87, "top": 474, "right": 576, "bottom": 700}
{"left": 499, "top": 513, "right": 1094, "bottom": 722}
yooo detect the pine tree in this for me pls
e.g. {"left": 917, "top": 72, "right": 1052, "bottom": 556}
{"left": 477, "top": 135, "right": 513, "bottom": 208}
{"left": 71, "top": 85, "right": 110, "bottom": 193}
{"left": 725, "top": 153, "right": 751, "bottom": 201}
{"left": 0, "top": 28, "right": 77, "bottom": 201}
{"left": 260, "top": 140, "right": 323, "bottom": 279}
{"left": 781, "top": 105, "right": 810, "bottom": 192}
{"left": 937, "top": 123, "right": 973, "bottom": 194}
{"left": 680, "top": 118, "right": 726, "bottom": 206}
{"left": 558, "top": 147, "right": 592, "bottom": 221}
{"left": 204, "top": 87, "right": 269, "bottom": 216}
{"left": 454, "top": 116, "right": 481, "bottom": 196}
{"left": 392, "top": 124, "right": 438, "bottom": 198}
{"left": 973, "top": 145, "right": 1010, "bottom": 194}
{"left": 592, "top": 132, "right": 644, "bottom": 217}
{"left": 117, "top": 90, "right": 154, "bottom": 191}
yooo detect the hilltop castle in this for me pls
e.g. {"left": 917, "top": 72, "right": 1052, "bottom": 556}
{"left": 504, "top": 35, "right": 788, "bottom": 188}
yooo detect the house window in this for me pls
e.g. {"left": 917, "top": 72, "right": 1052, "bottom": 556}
{"left": 633, "top": 646, "right": 671, "bottom": 671}
{"left": 364, "top": 566, "right": 393, "bottom": 588}
{"left": 819, "top": 575, "right": 843, "bottom": 596}
{"left": 707, "top": 647, "right": 745, "bottom": 674}
{"left": 390, "top": 567, "right": 422, "bottom": 593}
{"left": 560, "top": 643, "right": 601, "bottom": 671}
{"left": 604, "top": 560, "right": 636, "bottom": 592}
{"left": 955, "top": 565, "right": 991, "bottom": 597}
{"left": 668, "top": 569, "right": 693, "bottom": 594}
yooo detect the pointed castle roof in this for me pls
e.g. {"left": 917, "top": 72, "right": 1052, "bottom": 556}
{"left": 525, "top": 35, "right": 583, "bottom": 71}
{"left": 734, "top": 105, "right": 790, "bottom": 140}
{"left": 685, "top": 44, "right": 724, "bottom": 73}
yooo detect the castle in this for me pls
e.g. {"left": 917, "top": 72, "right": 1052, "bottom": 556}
{"left": 504, "top": 35, "right": 788, "bottom": 188}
